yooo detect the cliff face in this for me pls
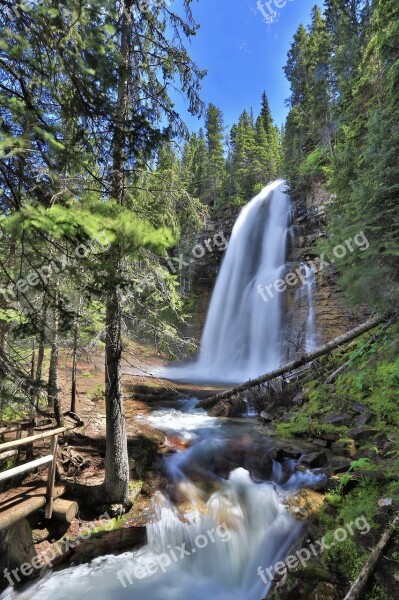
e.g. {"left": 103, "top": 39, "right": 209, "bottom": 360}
{"left": 290, "top": 182, "right": 367, "bottom": 343}
{"left": 183, "top": 183, "right": 363, "bottom": 350}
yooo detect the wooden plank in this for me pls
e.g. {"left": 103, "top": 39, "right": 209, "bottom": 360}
{"left": 0, "top": 419, "right": 52, "bottom": 435}
{"left": 0, "top": 455, "right": 53, "bottom": 483}
{"left": 0, "top": 424, "right": 22, "bottom": 436}
{"left": 0, "top": 427, "right": 67, "bottom": 452}
{"left": 0, "top": 484, "right": 65, "bottom": 512}
{"left": 45, "top": 435, "right": 58, "bottom": 519}
{"left": 0, "top": 449, "right": 18, "bottom": 461}
{"left": 0, "top": 496, "right": 47, "bottom": 531}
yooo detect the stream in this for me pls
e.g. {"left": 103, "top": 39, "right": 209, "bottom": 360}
{"left": 3, "top": 398, "right": 324, "bottom": 600}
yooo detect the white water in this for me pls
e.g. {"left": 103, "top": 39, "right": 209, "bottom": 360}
{"left": 166, "top": 180, "right": 293, "bottom": 383}
{"left": 3, "top": 400, "right": 324, "bottom": 600}
{"left": 294, "top": 264, "right": 319, "bottom": 352}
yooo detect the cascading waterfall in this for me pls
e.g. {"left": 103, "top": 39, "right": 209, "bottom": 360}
{"left": 294, "top": 263, "right": 319, "bottom": 353}
{"left": 166, "top": 179, "right": 316, "bottom": 383}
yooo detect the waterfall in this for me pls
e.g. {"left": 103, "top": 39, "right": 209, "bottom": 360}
{"left": 166, "top": 179, "right": 316, "bottom": 384}
{"left": 294, "top": 264, "right": 318, "bottom": 353}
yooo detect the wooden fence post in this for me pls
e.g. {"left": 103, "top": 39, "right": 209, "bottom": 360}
{"left": 45, "top": 435, "right": 58, "bottom": 519}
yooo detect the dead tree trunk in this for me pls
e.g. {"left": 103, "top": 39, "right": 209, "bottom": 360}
{"left": 197, "top": 314, "right": 390, "bottom": 410}
{"left": 343, "top": 513, "right": 399, "bottom": 600}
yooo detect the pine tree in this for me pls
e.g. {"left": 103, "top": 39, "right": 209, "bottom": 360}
{"left": 203, "top": 104, "right": 226, "bottom": 207}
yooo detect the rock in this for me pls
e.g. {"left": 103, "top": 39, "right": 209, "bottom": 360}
{"left": 332, "top": 439, "right": 356, "bottom": 457}
{"left": 320, "top": 431, "right": 340, "bottom": 442}
{"left": 0, "top": 518, "right": 36, "bottom": 592}
{"left": 285, "top": 489, "right": 326, "bottom": 519}
{"left": 349, "top": 427, "right": 379, "bottom": 441}
{"left": 280, "top": 412, "right": 295, "bottom": 423}
{"left": 298, "top": 451, "right": 328, "bottom": 468}
{"left": 259, "top": 411, "right": 273, "bottom": 423}
{"left": 330, "top": 458, "right": 352, "bottom": 473}
{"left": 208, "top": 401, "right": 231, "bottom": 417}
{"left": 312, "top": 439, "right": 328, "bottom": 448}
{"left": 353, "top": 449, "right": 378, "bottom": 462}
{"left": 32, "top": 528, "right": 50, "bottom": 544}
{"left": 352, "top": 402, "right": 369, "bottom": 414}
{"left": 292, "top": 390, "right": 307, "bottom": 406}
{"left": 321, "top": 414, "right": 352, "bottom": 426}
{"left": 355, "top": 413, "right": 372, "bottom": 427}
{"left": 378, "top": 497, "right": 393, "bottom": 508}
{"left": 229, "top": 395, "right": 246, "bottom": 417}
{"left": 43, "top": 525, "right": 146, "bottom": 570}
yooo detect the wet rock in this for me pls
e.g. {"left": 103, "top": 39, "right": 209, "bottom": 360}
{"left": 208, "top": 401, "right": 231, "bottom": 417}
{"left": 271, "top": 447, "right": 301, "bottom": 461}
{"left": 286, "top": 489, "right": 326, "bottom": 519}
{"left": 321, "top": 414, "right": 352, "bottom": 426}
{"left": 349, "top": 427, "right": 379, "bottom": 441}
{"left": 298, "top": 451, "right": 328, "bottom": 468}
{"left": 229, "top": 395, "right": 246, "bottom": 417}
{"left": 259, "top": 411, "right": 273, "bottom": 423}
{"left": 332, "top": 439, "right": 356, "bottom": 457}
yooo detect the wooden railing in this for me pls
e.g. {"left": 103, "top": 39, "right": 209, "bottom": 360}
{"left": 0, "top": 426, "right": 66, "bottom": 519}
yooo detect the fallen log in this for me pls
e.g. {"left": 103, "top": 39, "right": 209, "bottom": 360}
{"left": 343, "top": 513, "right": 399, "bottom": 600}
{"left": 197, "top": 313, "right": 389, "bottom": 410}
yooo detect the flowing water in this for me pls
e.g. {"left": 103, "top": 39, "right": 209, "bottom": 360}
{"left": 2, "top": 399, "right": 324, "bottom": 600}
{"left": 164, "top": 180, "right": 315, "bottom": 384}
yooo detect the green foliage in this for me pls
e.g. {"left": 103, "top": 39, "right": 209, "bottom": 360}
{"left": 283, "top": 0, "right": 399, "bottom": 310}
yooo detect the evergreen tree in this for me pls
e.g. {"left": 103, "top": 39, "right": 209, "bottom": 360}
{"left": 203, "top": 104, "right": 226, "bottom": 207}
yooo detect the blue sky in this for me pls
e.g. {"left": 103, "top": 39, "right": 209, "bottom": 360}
{"left": 171, "top": 0, "right": 324, "bottom": 132}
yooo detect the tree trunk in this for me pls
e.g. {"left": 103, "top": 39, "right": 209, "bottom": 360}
{"left": 100, "top": 0, "right": 132, "bottom": 505}
{"left": 47, "top": 289, "right": 64, "bottom": 426}
{"left": 0, "top": 322, "right": 9, "bottom": 434}
{"left": 70, "top": 294, "right": 82, "bottom": 414}
{"left": 36, "top": 302, "right": 47, "bottom": 382}
{"left": 197, "top": 313, "right": 390, "bottom": 410}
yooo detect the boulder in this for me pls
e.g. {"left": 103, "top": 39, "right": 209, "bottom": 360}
{"left": 208, "top": 401, "right": 231, "bottom": 417}
{"left": 259, "top": 411, "right": 273, "bottom": 423}
{"left": 349, "top": 427, "right": 379, "bottom": 441}
{"left": 321, "top": 414, "right": 352, "bottom": 426}
{"left": 332, "top": 439, "right": 356, "bottom": 457}
{"left": 312, "top": 439, "right": 328, "bottom": 448}
{"left": 355, "top": 413, "right": 372, "bottom": 427}
{"left": 298, "top": 451, "right": 328, "bottom": 468}
{"left": 0, "top": 518, "right": 36, "bottom": 592}
{"left": 352, "top": 402, "right": 369, "bottom": 414}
